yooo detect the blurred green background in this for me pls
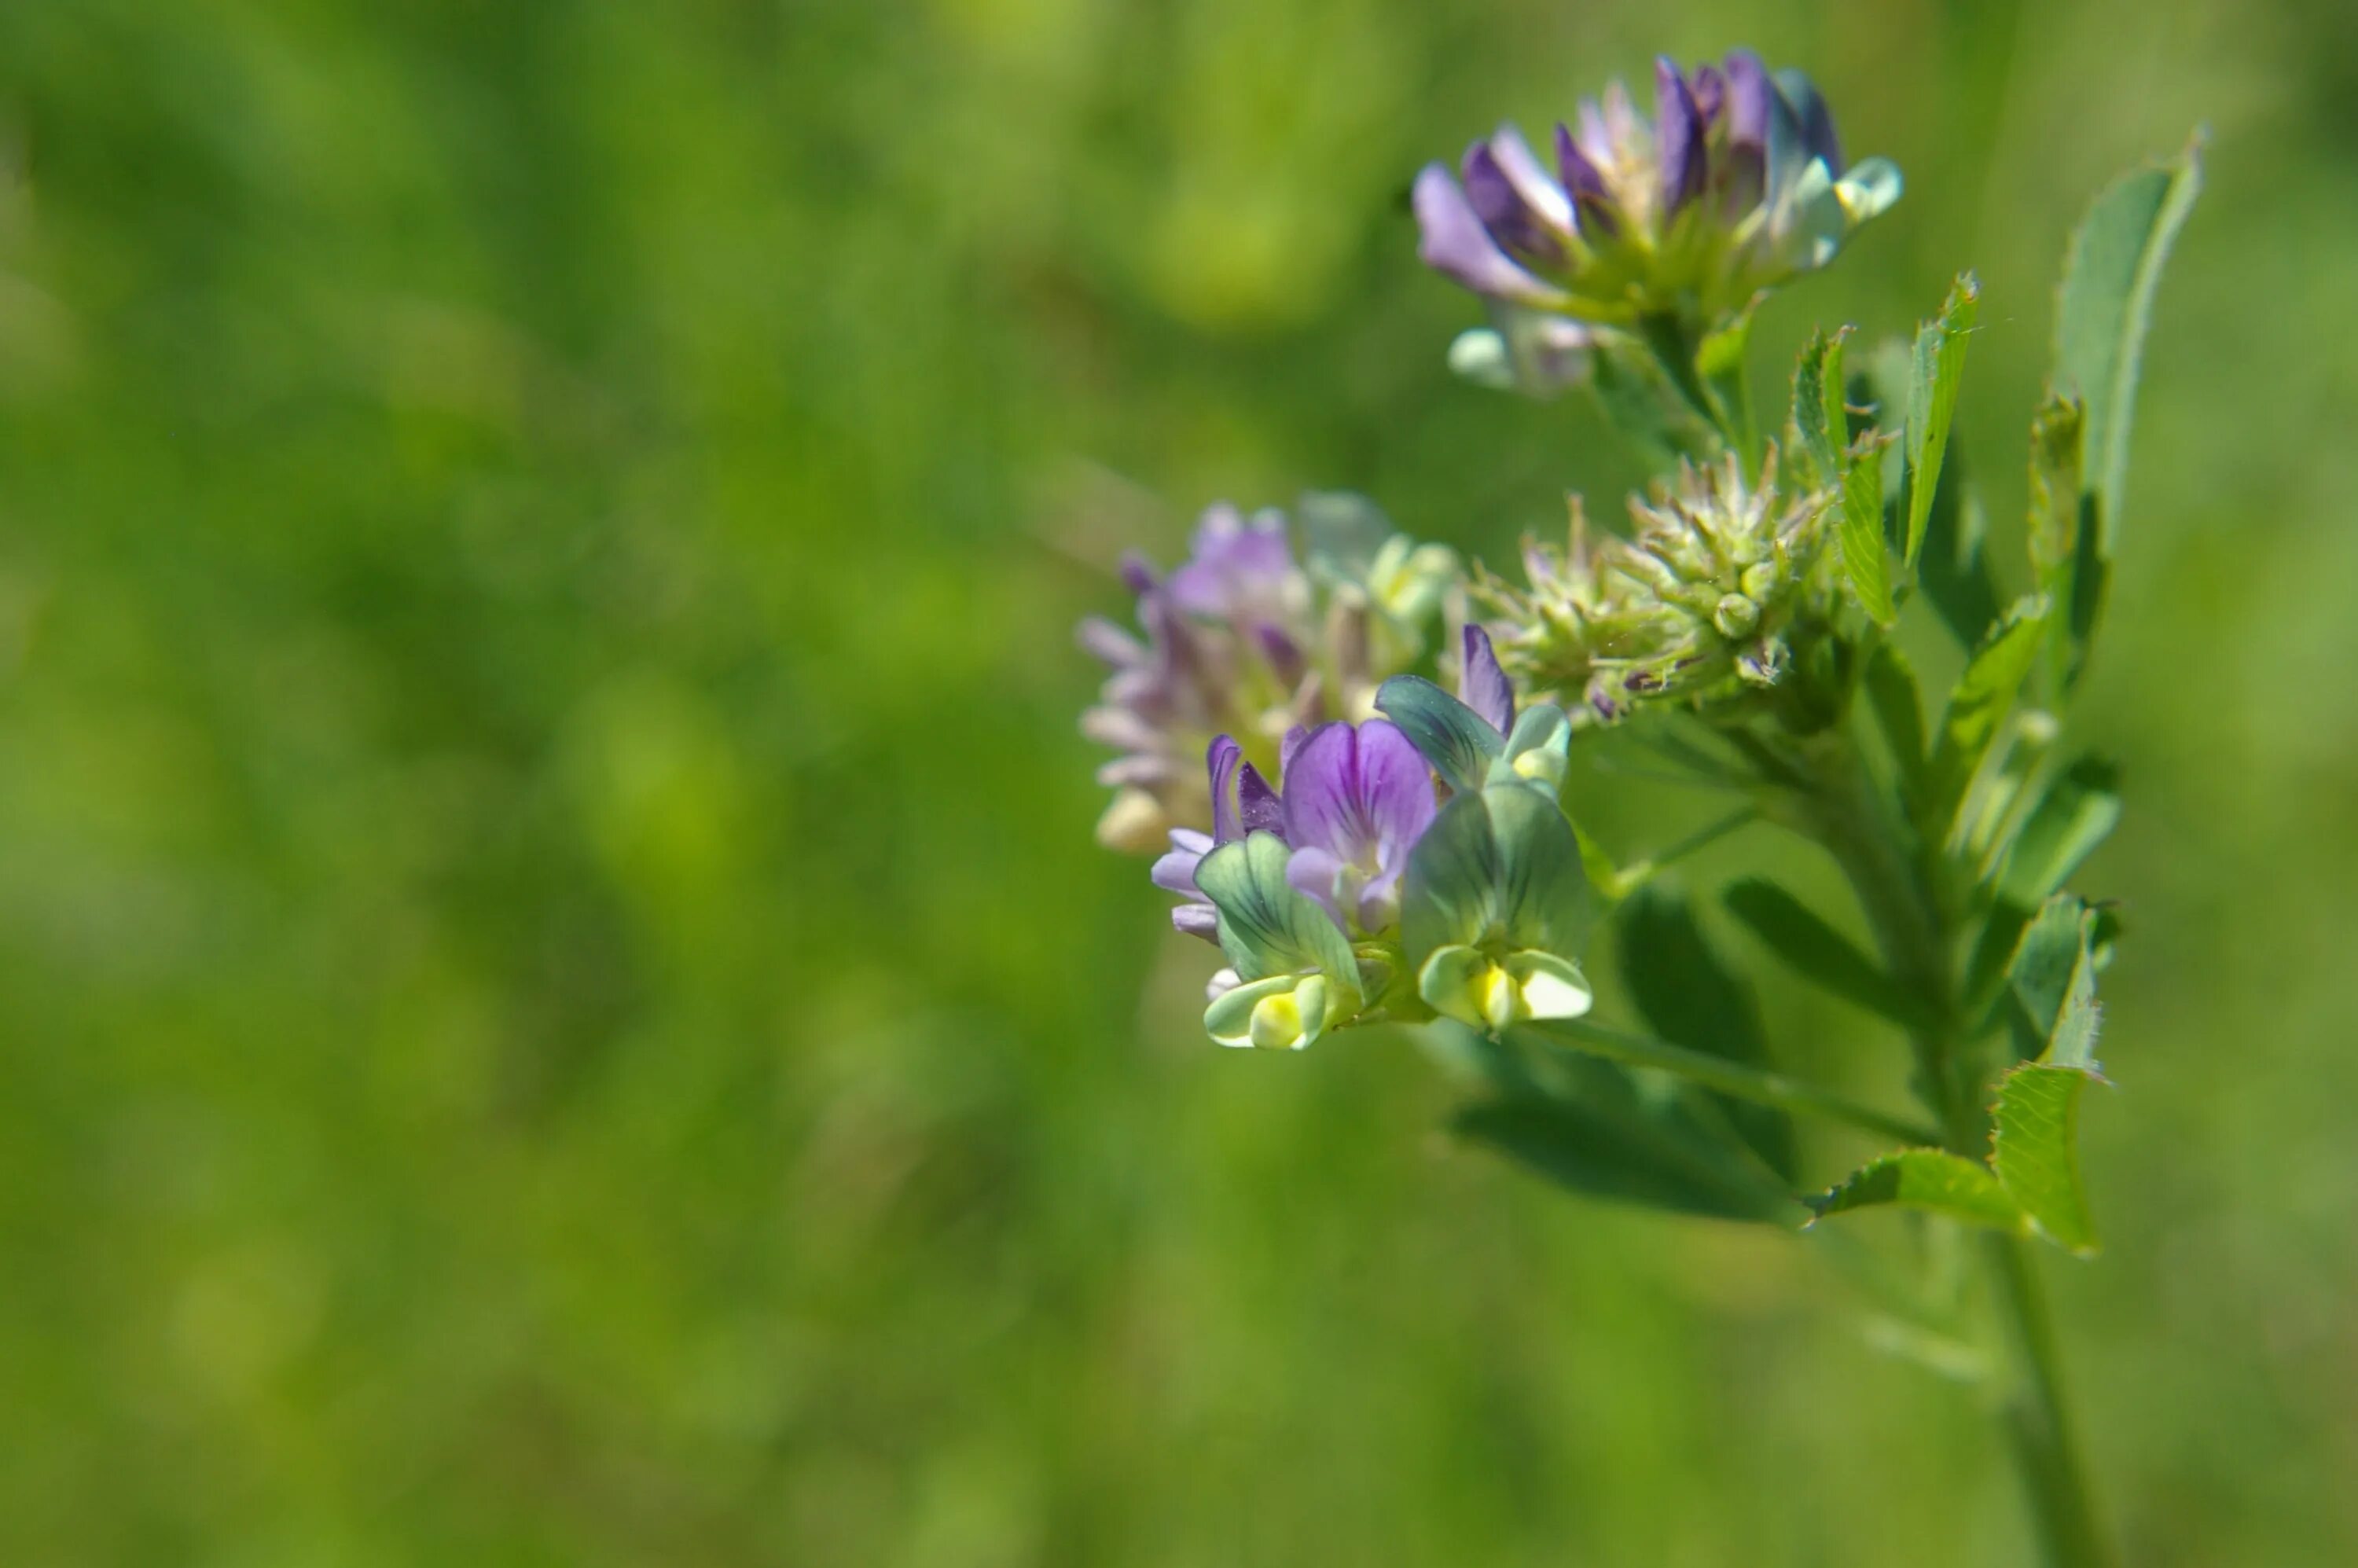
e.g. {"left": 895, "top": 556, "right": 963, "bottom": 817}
{"left": 2, "top": 0, "right": 2353, "bottom": 1562}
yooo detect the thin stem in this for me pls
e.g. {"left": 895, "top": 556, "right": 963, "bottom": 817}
{"left": 1522, "top": 1018, "right": 1941, "bottom": 1148}
{"left": 1986, "top": 1233, "right": 2114, "bottom": 1567}
{"left": 1607, "top": 805, "right": 1761, "bottom": 898}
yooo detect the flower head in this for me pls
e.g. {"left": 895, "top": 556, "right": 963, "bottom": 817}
{"left": 1478, "top": 447, "right": 1838, "bottom": 722}
{"left": 1413, "top": 51, "right": 1901, "bottom": 333}
{"left": 1082, "top": 498, "right": 1454, "bottom": 851}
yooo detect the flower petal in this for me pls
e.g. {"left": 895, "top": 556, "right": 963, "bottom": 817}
{"left": 1552, "top": 123, "right": 1618, "bottom": 237}
{"left": 1279, "top": 721, "right": 1358, "bottom": 857}
{"left": 1655, "top": 57, "right": 1706, "bottom": 219}
{"left": 1412, "top": 163, "right": 1567, "bottom": 307}
{"left": 1458, "top": 624, "right": 1516, "bottom": 736}
{"left": 1355, "top": 718, "right": 1439, "bottom": 862}
{"left": 1462, "top": 141, "right": 1565, "bottom": 266}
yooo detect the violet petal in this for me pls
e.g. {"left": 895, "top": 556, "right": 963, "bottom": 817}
{"left": 1654, "top": 57, "right": 1706, "bottom": 219}
{"left": 1412, "top": 163, "right": 1565, "bottom": 306}
{"left": 1459, "top": 624, "right": 1516, "bottom": 736}
{"left": 1553, "top": 123, "right": 1618, "bottom": 238}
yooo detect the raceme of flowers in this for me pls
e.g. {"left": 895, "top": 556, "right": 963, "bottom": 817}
{"left": 1418, "top": 50, "right": 1901, "bottom": 393}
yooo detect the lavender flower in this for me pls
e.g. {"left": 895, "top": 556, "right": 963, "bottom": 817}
{"left": 1082, "top": 499, "right": 1456, "bottom": 852}
{"left": 1280, "top": 718, "right": 1438, "bottom": 937}
{"left": 1413, "top": 51, "right": 1901, "bottom": 333}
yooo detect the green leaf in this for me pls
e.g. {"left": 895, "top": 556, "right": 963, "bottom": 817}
{"left": 1904, "top": 274, "right": 1979, "bottom": 569}
{"left": 2055, "top": 134, "right": 2204, "bottom": 555}
{"left": 1998, "top": 758, "right": 2121, "bottom": 905}
{"left": 2025, "top": 395, "right": 2087, "bottom": 588}
{"left": 1195, "top": 831, "right": 1362, "bottom": 1000}
{"left": 1915, "top": 445, "right": 2004, "bottom": 650}
{"left": 1926, "top": 594, "right": 2051, "bottom": 824}
{"left": 2007, "top": 893, "right": 2103, "bottom": 1068}
{"left": 1722, "top": 877, "right": 1927, "bottom": 1030}
{"left": 1993, "top": 1063, "right": 2102, "bottom": 1255}
{"left": 1617, "top": 886, "right": 1794, "bottom": 1180}
{"left": 1790, "top": 326, "right": 1850, "bottom": 485}
{"left": 1863, "top": 641, "right": 1926, "bottom": 799}
{"left": 1806, "top": 1149, "right": 2026, "bottom": 1232}
{"left": 2025, "top": 396, "right": 2102, "bottom": 690}
{"left": 1376, "top": 674, "right": 1503, "bottom": 795}
{"left": 1838, "top": 432, "right": 1894, "bottom": 625}
{"left": 1449, "top": 1033, "right": 1798, "bottom": 1225}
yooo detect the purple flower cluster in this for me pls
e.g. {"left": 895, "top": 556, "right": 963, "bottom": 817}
{"left": 1153, "top": 627, "right": 1515, "bottom": 953}
{"left": 1413, "top": 51, "right": 1901, "bottom": 335}
{"left": 1081, "top": 500, "right": 1455, "bottom": 853}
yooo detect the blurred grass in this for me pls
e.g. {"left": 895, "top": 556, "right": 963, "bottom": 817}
{"left": 1, "top": 0, "right": 2354, "bottom": 1562}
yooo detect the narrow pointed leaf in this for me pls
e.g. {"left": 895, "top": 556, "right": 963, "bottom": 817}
{"left": 1904, "top": 274, "right": 1979, "bottom": 568}
{"left": 1376, "top": 674, "right": 1503, "bottom": 795}
{"left": 2055, "top": 134, "right": 2204, "bottom": 553}
{"left": 1993, "top": 1063, "right": 2102, "bottom": 1255}
{"left": 1618, "top": 886, "right": 1795, "bottom": 1178}
{"left": 1927, "top": 594, "right": 2051, "bottom": 822}
{"left": 1791, "top": 326, "right": 1849, "bottom": 484}
{"left": 1916, "top": 446, "right": 2003, "bottom": 649}
{"left": 1999, "top": 758, "right": 2121, "bottom": 905}
{"left": 1723, "top": 877, "right": 1928, "bottom": 1030}
{"left": 1806, "top": 1149, "right": 2026, "bottom": 1232}
{"left": 1863, "top": 642, "right": 1926, "bottom": 799}
{"left": 2007, "top": 893, "right": 2103, "bottom": 1068}
{"left": 1839, "top": 434, "right": 1893, "bottom": 625}
{"left": 1451, "top": 1035, "right": 1798, "bottom": 1224}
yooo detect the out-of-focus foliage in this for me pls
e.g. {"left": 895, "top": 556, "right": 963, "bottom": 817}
{"left": 0, "top": 1, "right": 2352, "bottom": 1564}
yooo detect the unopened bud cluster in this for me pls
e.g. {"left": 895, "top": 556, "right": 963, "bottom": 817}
{"left": 1477, "top": 448, "right": 1838, "bottom": 723}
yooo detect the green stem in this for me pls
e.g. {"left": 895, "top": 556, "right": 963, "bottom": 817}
{"left": 1798, "top": 722, "right": 2112, "bottom": 1566}
{"left": 1524, "top": 1018, "right": 1941, "bottom": 1148}
{"left": 1985, "top": 1232, "right": 2114, "bottom": 1567}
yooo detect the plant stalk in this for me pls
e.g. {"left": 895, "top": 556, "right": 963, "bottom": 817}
{"left": 1798, "top": 724, "right": 2114, "bottom": 1567}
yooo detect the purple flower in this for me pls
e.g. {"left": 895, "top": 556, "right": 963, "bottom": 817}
{"left": 1280, "top": 719, "right": 1438, "bottom": 936}
{"left": 1081, "top": 498, "right": 1456, "bottom": 854}
{"left": 1155, "top": 734, "right": 1284, "bottom": 942}
{"left": 1412, "top": 51, "right": 1902, "bottom": 332}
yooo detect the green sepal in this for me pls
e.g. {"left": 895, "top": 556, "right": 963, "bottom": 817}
{"left": 1375, "top": 674, "right": 1504, "bottom": 795}
{"left": 1806, "top": 1149, "right": 2026, "bottom": 1233}
{"left": 1487, "top": 703, "right": 1571, "bottom": 793}
{"left": 1904, "top": 274, "right": 1978, "bottom": 571}
{"left": 1993, "top": 1063, "right": 2103, "bottom": 1255}
{"left": 1722, "top": 877, "right": 1930, "bottom": 1031}
{"left": 1193, "top": 831, "right": 1364, "bottom": 1011}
